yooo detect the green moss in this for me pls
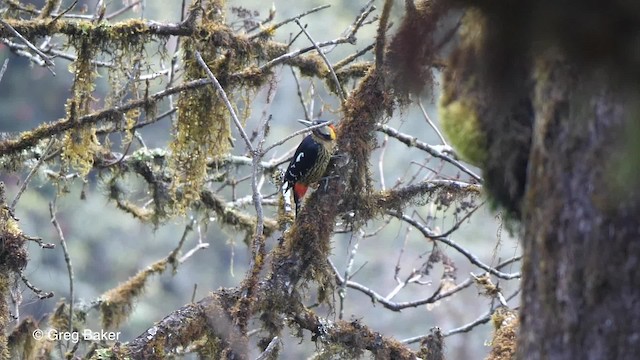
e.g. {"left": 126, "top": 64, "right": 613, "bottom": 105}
{"left": 100, "top": 260, "right": 167, "bottom": 329}
{"left": 487, "top": 307, "right": 518, "bottom": 360}
{"left": 438, "top": 98, "right": 487, "bottom": 167}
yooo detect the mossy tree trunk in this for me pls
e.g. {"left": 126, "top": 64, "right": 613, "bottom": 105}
{"left": 518, "top": 55, "right": 640, "bottom": 359}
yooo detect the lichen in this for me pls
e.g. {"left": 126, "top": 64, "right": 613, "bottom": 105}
{"left": 100, "top": 260, "right": 167, "bottom": 329}
{"left": 486, "top": 307, "right": 518, "bottom": 360}
{"left": 169, "top": 0, "right": 257, "bottom": 213}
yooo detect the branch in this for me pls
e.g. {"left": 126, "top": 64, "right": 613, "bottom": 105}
{"left": 331, "top": 258, "right": 474, "bottom": 312}
{"left": 0, "top": 19, "right": 55, "bottom": 74}
{"left": 49, "top": 199, "right": 74, "bottom": 333}
{"left": 291, "top": 303, "right": 417, "bottom": 359}
{"left": 370, "top": 179, "right": 481, "bottom": 212}
{"left": 0, "top": 59, "right": 8, "bottom": 84}
{"left": 388, "top": 211, "right": 521, "bottom": 280}
{"left": 417, "top": 99, "right": 448, "bottom": 146}
{"left": 377, "top": 123, "right": 482, "bottom": 182}
{"left": 375, "top": 0, "right": 393, "bottom": 68}
{"left": 121, "top": 294, "right": 247, "bottom": 359}
{"left": 295, "top": 19, "right": 346, "bottom": 101}
{"left": 195, "top": 51, "right": 255, "bottom": 153}
{"left": 249, "top": 5, "right": 331, "bottom": 40}
{"left": 20, "top": 271, "right": 54, "bottom": 299}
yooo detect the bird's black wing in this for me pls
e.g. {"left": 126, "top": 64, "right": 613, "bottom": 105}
{"left": 283, "top": 135, "right": 321, "bottom": 189}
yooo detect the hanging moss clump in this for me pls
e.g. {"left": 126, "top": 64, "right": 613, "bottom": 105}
{"left": 170, "top": 0, "right": 252, "bottom": 212}
{"left": 438, "top": 8, "right": 534, "bottom": 218}
{"left": 438, "top": 9, "right": 488, "bottom": 167}
{"left": 61, "top": 36, "right": 101, "bottom": 178}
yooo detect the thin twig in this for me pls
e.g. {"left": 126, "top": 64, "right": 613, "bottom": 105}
{"left": 106, "top": 0, "right": 141, "bottom": 20}
{"left": 1, "top": 38, "right": 113, "bottom": 67}
{"left": 255, "top": 336, "right": 280, "bottom": 360}
{"left": 436, "top": 201, "right": 485, "bottom": 239}
{"left": 262, "top": 120, "right": 334, "bottom": 156}
{"left": 20, "top": 271, "right": 54, "bottom": 299}
{"left": 402, "top": 289, "right": 520, "bottom": 343}
{"left": 295, "top": 19, "right": 346, "bottom": 102}
{"left": 25, "top": 234, "right": 55, "bottom": 249}
{"left": 0, "top": 19, "right": 55, "bottom": 74}
{"left": 51, "top": 0, "right": 79, "bottom": 22}
{"left": 339, "top": 230, "right": 363, "bottom": 320}
{"left": 0, "top": 59, "right": 9, "bottom": 84}
{"left": 377, "top": 123, "right": 482, "bottom": 182}
{"left": 334, "top": 43, "right": 375, "bottom": 70}
{"left": 345, "top": 0, "right": 376, "bottom": 40}
{"left": 418, "top": 99, "right": 448, "bottom": 146}
{"left": 290, "top": 67, "right": 311, "bottom": 121}
{"left": 249, "top": 5, "right": 331, "bottom": 40}
{"left": 49, "top": 199, "right": 74, "bottom": 333}
{"left": 10, "top": 138, "right": 54, "bottom": 212}
{"left": 178, "top": 243, "right": 210, "bottom": 263}
{"left": 168, "top": 219, "right": 195, "bottom": 270}
{"left": 191, "top": 284, "right": 198, "bottom": 303}
{"left": 378, "top": 134, "right": 388, "bottom": 190}
{"left": 388, "top": 211, "right": 521, "bottom": 280}
{"left": 330, "top": 259, "right": 472, "bottom": 312}
{"left": 195, "top": 51, "right": 254, "bottom": 153}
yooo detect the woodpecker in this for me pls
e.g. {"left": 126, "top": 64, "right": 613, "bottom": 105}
{"left": 283, "top": 119, "right": 337, "bottom": 215}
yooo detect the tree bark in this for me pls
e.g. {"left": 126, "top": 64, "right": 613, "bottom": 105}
{"left": 518, "top": 54, "right": 640, "bottom": 359}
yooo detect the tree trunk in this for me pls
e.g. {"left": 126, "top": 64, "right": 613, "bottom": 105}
{"left": 518, "top": 54, "right": 640, "bottom": 359}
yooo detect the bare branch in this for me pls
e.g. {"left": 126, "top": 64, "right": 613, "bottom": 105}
{"left": 25, "top": 235, "right": 55, "bottom": 249}
{"left": 377, "top": 123, "right": 482, "bottom": 182}
{"left": 49, "top": 199, "right": 74, "bottom": 333}
{"left": 290, "top": 67, "right": 311, "bottom": 120}
{"left": 295, "top": 19, "right": 346, "bottom": 101}
{"left": 0, "top": 19, "right": 55, "bottom": 74}
{"left": 417, "top": 99, "right": 448, "bottom": 146}
{"left": 255, "top": 336, "right": 280, "bottom": 360}
{"left": 388, "top": 211, "right": 521, "bottom": 280}
{"left": 20, "top": 271, "right": 54, "bottom": 299}
{"left": 262, "top": 120, "right": 335, "bottom": 156}
{"left": 249, "top": 5, "right": 331, "bottom": 40}
{"left": 330, "top": 259, "right": 472, "bottom": 312}
{"left": 195, "top": 51, "right": 254, "bottom": 153}
{"left": 0, "top": 59, "right": 9, "bottom": 84}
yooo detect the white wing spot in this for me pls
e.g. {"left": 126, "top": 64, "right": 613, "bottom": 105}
{"left": 296, "top": 152, "right": 304, "bottom": 163}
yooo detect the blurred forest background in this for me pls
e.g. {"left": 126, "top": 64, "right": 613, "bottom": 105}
{"left": 0, "top": 0, "right": 521, "bottom": 358}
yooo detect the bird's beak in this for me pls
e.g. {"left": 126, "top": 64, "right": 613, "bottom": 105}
{"left": 297, "top": 119, "right": 313, "bottom": 127}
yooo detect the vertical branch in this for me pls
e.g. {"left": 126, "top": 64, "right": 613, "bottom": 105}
{"left": 375, "top": 0, "right": 394, "bottom": 68}
{"left": 49, "top": 198, "right": 74, "bottom": 334}
{"left": 194, "top": 51, "right": 254, "bottom": 153}
{"left": 294, "top": 19, "right": 346, "bottom": 102}
{"left": 338, "top": 229, "right": 363, "bottom": 320}
{"left": 290, "top": 67, "right": 311, "bottom": 120}
{"left": 418, "top": 99, "right": 448, "bottom": 146}
{"left": 0, "top": 59, "right": 9, "bottom": 84}
{"left": 195, "top": 50, "right": 268, "bottom": 335}
{"left": 38, "top": 0, "right": 62, "bottom": 18}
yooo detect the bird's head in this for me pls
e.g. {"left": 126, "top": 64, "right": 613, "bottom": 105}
{"left": 298, "top": 119, "right": 336, "bottom": 142}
